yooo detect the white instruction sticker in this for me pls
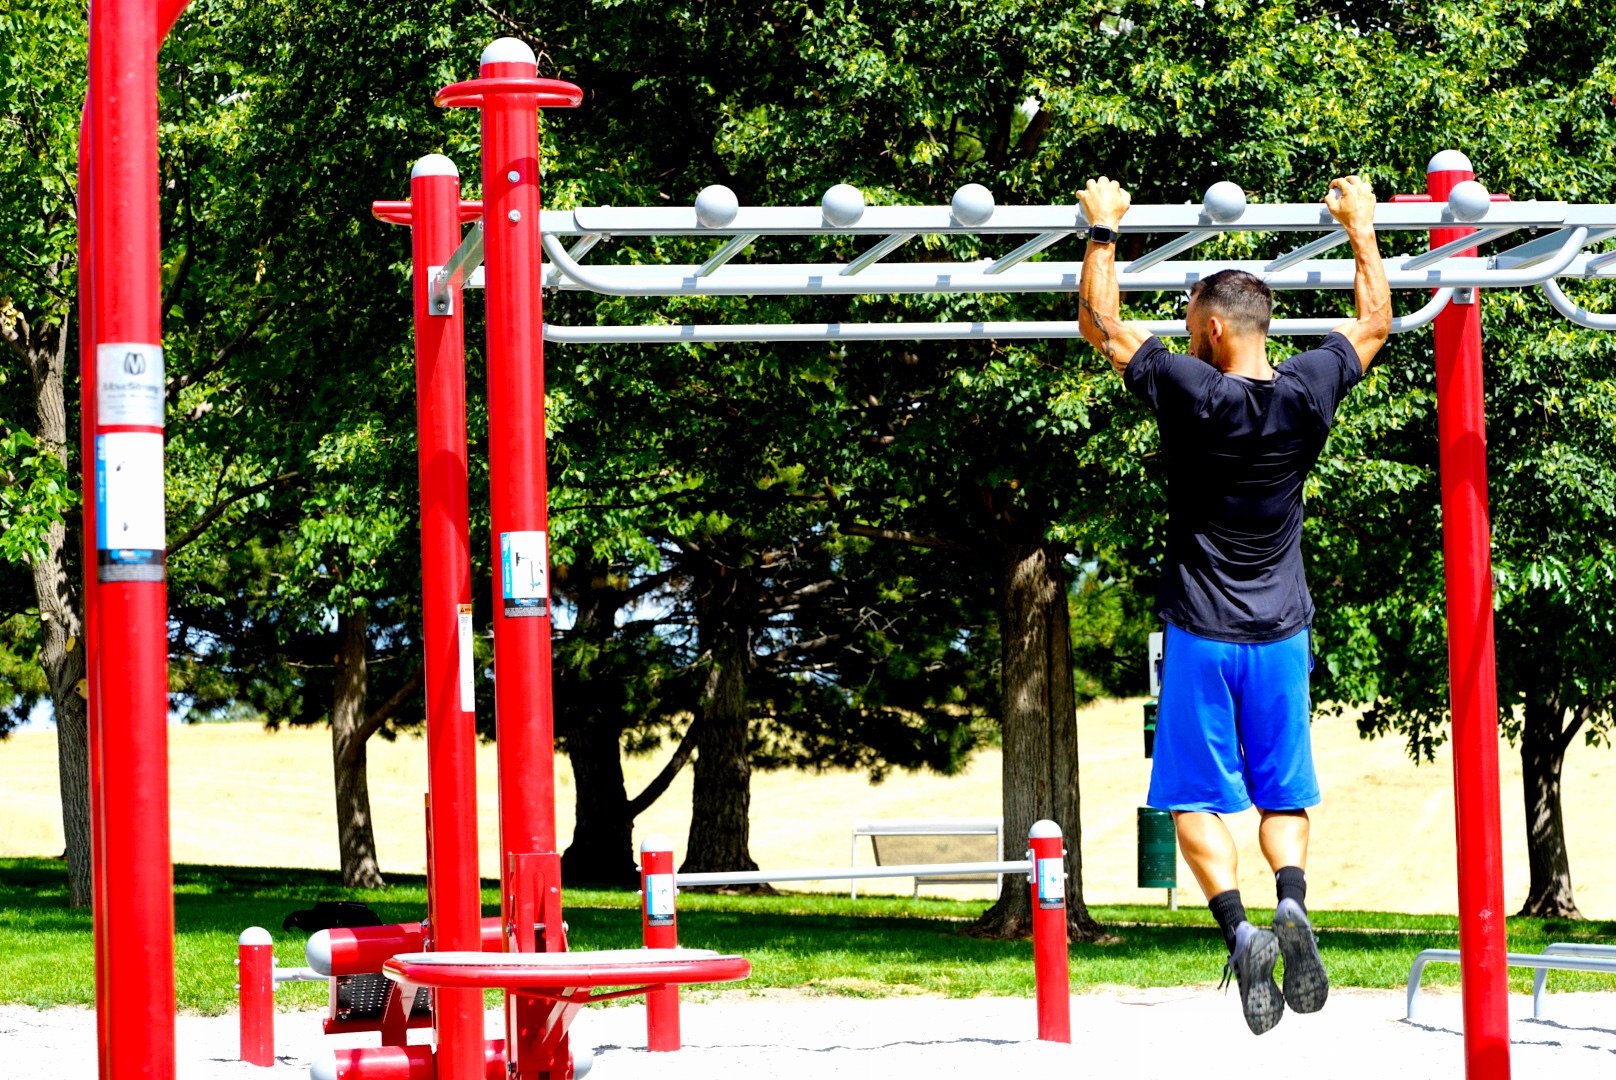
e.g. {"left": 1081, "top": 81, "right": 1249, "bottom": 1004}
{"left": 645, "top": 873, "right": 675, "bottom": 922}
{"left": 95, "top": 432, "right": 166, "bottom": 582}
{"left": 458, "top": 603, "right": 475, "bottom": 712}
{"left": 1036, "top": 857, "right": 1065, "bottom": 909}
{"left": 500, "top": 530, "right": 548, "bottom": 618}
{"left": 97, "top": 343, "right": 165, "bottom": 427}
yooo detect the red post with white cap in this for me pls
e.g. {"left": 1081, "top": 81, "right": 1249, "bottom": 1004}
{"left": 435, "top": 38, "right": 582, "bottom": 1080}
{"left": 1426, "top": 148, "right": 1511, "bottom": 1080}
{"left": 639, "top": 836, "right": 681, "bottom": 1051}
{"left": 404, "top": 152, "right": 486, "bottom": 1080}
{"left": 237, "top": 927, "right": 274, "bottom": 1067}
{"left": 1028, "top": 820, "right": 1071, "bottom": 1043}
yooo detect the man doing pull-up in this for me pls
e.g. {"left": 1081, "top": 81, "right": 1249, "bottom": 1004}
{"left": 1074, "top": 175, "right": 1391, "bottom": 1035}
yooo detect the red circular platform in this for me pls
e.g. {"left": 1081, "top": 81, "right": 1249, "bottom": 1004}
{"left": 382, "top": 948, "right": 750, "bottom": 994}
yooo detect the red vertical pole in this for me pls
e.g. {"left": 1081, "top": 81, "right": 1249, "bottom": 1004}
{"left": 436, "top": 38, "right": 581, "bottom": 1080}
{"left": 83, "top": 4, "right": 186, "bottom": 1078}
{"left": 475, "top": 36, "right": 556, "bottom": 912}
{"left": 408, "top": 155, "right": 486, "bottom": 1080}
{"left": 237, "top": 928, "right": 275, "bottom": 1067}
{"left": 76, "top": 93, "right": 110, "bottom": 1080}
{"left": 1028, "top": 820, "right": 1071, "bottom": 1043}
{"left": 639, "top": 837, "right": 681, "bottom": 1051}
{"left": 1427, "top": 149, "right": 1511, "bottom": 1080}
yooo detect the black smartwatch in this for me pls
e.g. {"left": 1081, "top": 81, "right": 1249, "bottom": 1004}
{"left": 1086, "top": 223, "right": 1119, "bottom": 244}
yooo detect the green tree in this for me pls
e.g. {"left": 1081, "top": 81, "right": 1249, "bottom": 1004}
{"left": 0, "top": 0, "right": 93, "bottom": 906}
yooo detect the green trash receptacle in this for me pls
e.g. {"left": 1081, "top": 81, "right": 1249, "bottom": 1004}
{"left": 1137, "top": 807, "right": 1177, "bottom": 892}
{"left": 1143, "top": 700, "right": 1159, "bottom": 758}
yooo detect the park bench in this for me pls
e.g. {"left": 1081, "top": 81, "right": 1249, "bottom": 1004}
{"left": 848, "top": 817, "right": 1004, "bottom": 899}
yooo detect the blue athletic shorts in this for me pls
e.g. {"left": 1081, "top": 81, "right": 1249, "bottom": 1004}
{"left": 1147, "top": 623, "right": 1320, "bottom": 814}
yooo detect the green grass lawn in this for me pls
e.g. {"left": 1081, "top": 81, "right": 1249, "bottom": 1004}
{"left": 3, "top": 857, "right": 1613, "bottom": 1014}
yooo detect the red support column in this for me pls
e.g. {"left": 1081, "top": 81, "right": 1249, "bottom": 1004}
{"left": 436, "top": 38, "right": 582, "bottom": 1080}
{"left": 238, "top": 928, "right": 275, "bottom": 1067}
{"left": 81, "top": 4, "right": 189, "bottom": 1078}
{"left": 1427, "top": 149, "right": 1511, "bottom": 1080}
{"left": 436, "top": 35, "right": 579, "bottom": 916}
{"left": 639, "top": 837, "right": 681, "bottom": 1051}
{"left": 406, "top": 154, "right": 486, "bottom": 1080}
{"left": 1028, "top": 820, "right": 1071, "bottom": 1043}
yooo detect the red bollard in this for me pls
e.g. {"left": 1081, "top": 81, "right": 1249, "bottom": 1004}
{"left": 1028, "top": 820, "right": 1071, "bottom": 1043}
{"left": 237, "top": 927, "right": 274, "bottom": 1066}
{"left": 640, "top": 836, "right": 681, "bottom": 1051}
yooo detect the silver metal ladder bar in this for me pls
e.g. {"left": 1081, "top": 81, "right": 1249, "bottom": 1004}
{"left": 840, "top": 232, "right": 916, "bottom": 276}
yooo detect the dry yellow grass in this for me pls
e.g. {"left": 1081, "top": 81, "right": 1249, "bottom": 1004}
{"left": 2, "top": 698, "right": 1611, "bottom": 916}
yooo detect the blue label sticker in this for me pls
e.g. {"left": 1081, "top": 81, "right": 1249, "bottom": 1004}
{"left": 645, "top": 873, "right": 675, "bottom": 922}
{"left": 1036, "top": 857, "right": 1065, "bottom": 909}
{"left": 500, "top": 531, "right": 548, "bottom": 618}
{"left": 95, "top": 433, "right": 165, "bottom": 582}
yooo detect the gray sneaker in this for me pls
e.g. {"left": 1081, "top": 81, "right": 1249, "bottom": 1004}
{"left": 1220, "top": 922, "right": 1284, "bottom": 1035}
{"left": 1272, "top": 898, "right": 1329, "bottom": 1013}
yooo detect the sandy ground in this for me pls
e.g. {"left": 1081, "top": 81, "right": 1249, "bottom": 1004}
{"left": 3, "top": 698, "right": 1614, "bottom": 915}
{"left": 3, "top": 989, "right": 1614, "bottom": 1079}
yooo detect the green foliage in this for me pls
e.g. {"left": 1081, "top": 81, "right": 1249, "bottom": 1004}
{"left": 0, "top": 428, "right": 71, "bottom": 565}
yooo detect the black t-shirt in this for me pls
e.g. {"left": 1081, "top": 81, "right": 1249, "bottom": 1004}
{"left": 1123, "top": 332, "right": 1363, "bottom": 643}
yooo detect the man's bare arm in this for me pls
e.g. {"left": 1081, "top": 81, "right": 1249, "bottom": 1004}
{"left": 1324, "top": 175, "right": 1392, "bottom": 371}
{"left": 1077, "top": 177, "right": 1154, "bottom": 375}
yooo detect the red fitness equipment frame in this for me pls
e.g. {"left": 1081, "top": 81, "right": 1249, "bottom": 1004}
{"left": 83, "top": 2, "right": 1519, "bottom": 1074}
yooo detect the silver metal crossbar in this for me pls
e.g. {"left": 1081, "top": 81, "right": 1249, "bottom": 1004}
{"left": 1406, "top": 946, "right": 1616, "bottom": 1021}
{"left": 675, "top": 859, "right": 1034, "bottom": 888}
{"left": 537, "top": 228, "right": 1589, "bottom": 297}
{"left": 542, "top": 289, "right": 1456, "bottom": 344}
{"left": 428, "top": 220, "right": 485, "bottom": 316}
{"left": 414, "top": 176, "right": 1616, "bottom": 339}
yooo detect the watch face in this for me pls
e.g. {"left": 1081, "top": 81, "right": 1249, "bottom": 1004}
{"left": 1088, "top": 225, "right": 1117, "bottom": 243}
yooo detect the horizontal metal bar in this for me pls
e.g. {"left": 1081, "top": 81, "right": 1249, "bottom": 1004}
{"left": 1408, "top": 947, "right": 1616, "bottom": 1021}
{"left": 1265, "top": 229, "right": 1347, "bottom": 272}
{"left": 674, "top": 860, "right": 1033, "bottom": 888}
{"left": 272, "top": 967, "right": 325, "bottom": 984}
{"left": 1401, "top": 226, "right": 1519, "bottom": 271}
{"left": 542, "top": 289, "right": 1453, "bottom": 345}
{"left": 696, "top": 233, "right": 759, "bottom": 276}
{"left": 541, "top": 227, "right": 1585, "bottom": 296}
{"left": 1126, "top": 230, "right": 1217, "bottom": 273}
{"left": 428, "top": 220, "right": 485, "bottom": 316}
{"left": 985, "top": 231, "right": 1071, "bottom": 275}
{"left": 840, "top": 232, "right": 916, "bottom": 276}
{"left": 537, "top": 200, "right": 1593, "bottom": 237}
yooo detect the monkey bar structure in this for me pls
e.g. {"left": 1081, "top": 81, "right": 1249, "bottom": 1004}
{"left": 80, "top": 5, "right": 1616, "bottom": 1079}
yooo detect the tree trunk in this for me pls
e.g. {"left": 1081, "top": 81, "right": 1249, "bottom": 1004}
{"left": 969, "top": 525, "right": 1106, "bottom": 941}
{"left": 681, "top": 572, "right": 764, "bottom": 882}
{"left": 561, "top": 719, "right": 640, "bottom": 886}
{"left": 331, "top": 608, "right": 385, "bottom": 889}
{"left": 15, "top": 312, "right": 93, "bottom": 908}
{"left": 1518, "top": 698, "right": 1582, "bottom": 918}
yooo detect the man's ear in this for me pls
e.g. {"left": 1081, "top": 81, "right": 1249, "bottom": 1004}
{"left": 1205, "top": 313, "right": 1225, "bottom": 345}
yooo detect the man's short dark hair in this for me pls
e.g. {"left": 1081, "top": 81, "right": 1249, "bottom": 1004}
{"left": 1189, "top": 269, "right": 1273, "bottom": 337}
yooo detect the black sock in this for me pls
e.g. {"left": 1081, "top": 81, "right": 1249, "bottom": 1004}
{"left": 1208, "top": 889, "right": 1247, "bottom": 954}
{"left": 1276, "top": 866, "right": 1307, "bottom": 910}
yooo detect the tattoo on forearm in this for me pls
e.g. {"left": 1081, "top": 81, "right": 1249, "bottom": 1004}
{"left": 1079, "top": 296, "right": 1116, "bottom": 361}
